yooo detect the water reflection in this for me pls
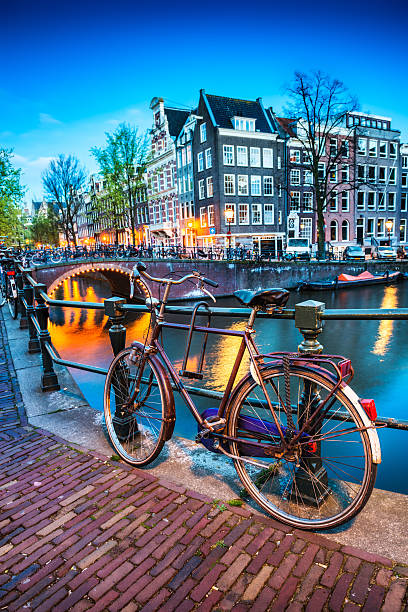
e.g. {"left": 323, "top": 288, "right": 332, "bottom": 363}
{"left": 48, "top": 276, "right": 408, "bottom": 495}
{"left": 372, "top": 286, "right": 398, "bottom": 357}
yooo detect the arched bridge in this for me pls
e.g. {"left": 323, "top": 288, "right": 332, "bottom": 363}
{"left": 30, "top": 258, "right": 406, "bottom": 301}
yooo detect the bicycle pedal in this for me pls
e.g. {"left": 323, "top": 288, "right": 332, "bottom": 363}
{"left": 179, "top": 369, "right": 204, "bottom": 380}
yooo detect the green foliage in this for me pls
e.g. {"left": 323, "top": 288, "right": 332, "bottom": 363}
{"left": 0, "top": 148, "right": 26, "bottom": 244}
{"left": 227, "top": 499, "right": 244, "bottom": 507}
{"left": 91, "top": 123, "right": 150, "bottom": 245}
{"left": 30, "top": 207, "right": 59, "bottom": 245}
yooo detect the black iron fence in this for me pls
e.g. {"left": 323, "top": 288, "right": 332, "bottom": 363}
{"left": 10, "top": 261, "right": 408, "bottom": 432}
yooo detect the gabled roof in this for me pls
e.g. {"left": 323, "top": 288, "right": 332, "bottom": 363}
{"left": 204, "top": 94, "right": 274, "bottom": 133}
{"left": 164, "top": 107, "right": 190, "bottom": 138}
{"left": 274, "top": 116, "right": 297, "bottom": 138}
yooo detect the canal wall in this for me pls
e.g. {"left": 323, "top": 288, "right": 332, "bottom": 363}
{"left": 32, "top": 258, "right": 408, "bottom": 300}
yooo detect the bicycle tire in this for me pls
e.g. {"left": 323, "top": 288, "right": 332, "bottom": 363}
{"left": 6, "top": 279, "right": 18, "bottom": 319}
{"left": 104, "top": 346, "right": 174, "bottom": 466}
{"left": 227, "top": 365, "right": 377, "bottom": 530}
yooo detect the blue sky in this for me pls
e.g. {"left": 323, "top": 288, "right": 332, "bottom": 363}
{"left": 1, "top": 0, "right": 407, "bottom": 204}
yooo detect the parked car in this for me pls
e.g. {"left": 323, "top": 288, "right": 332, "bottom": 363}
{"left": 343, "top": 245, "right": 366, "bottom": 261}
{"left": 284, "top": 238, "right": 310, "bottom": 261}
{"left": 374, "top": 246, "right": 397, "bottom": 260}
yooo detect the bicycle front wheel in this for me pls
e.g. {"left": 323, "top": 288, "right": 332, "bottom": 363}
{"left": 104, "top": 347, "right": 173, "bottom": 466}
{"left": 227, "top": 366, "right": 377, "bottom": 529}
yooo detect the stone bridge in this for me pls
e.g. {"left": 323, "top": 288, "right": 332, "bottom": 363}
{"left": 31, "top": 258, "right": 407, "bottom": 301}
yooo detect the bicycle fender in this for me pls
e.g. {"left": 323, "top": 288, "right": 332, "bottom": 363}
{"left": 340, "top": 384, "right": 381, "bottom": 464}
{"left": 130, "top": 341, "right": 176, "bottom": 441}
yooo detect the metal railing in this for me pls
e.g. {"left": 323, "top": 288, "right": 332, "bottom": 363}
{"left": 9, "top": 261, "right": 408, "bottom": 432}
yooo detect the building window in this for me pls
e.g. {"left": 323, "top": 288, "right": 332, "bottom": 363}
{"left": 205, "top": 148, "right": 212, "bottom": 169}
{"left": 236, "top": 146, "right": 248, "bottom": 166}
{"left": 379, "top": 141, "right": 387, "bottom": 158}
{"left": 208, "top": 204, "right": 214, "bottom": 226}
{"left": 330, "top": 220, "right": 338, "bottom": 242}
{"left": 251, "top": 176, "right": 261, "bottom": 196}
{"left": 263, "top": 148, "right": 273, "bottom": 168}
{"left": 232, "top": 117, "right": 255, "bottom": 131}
{"left": 197, "top": 152, "right": 204, "bottom": 172}
{"left": 206, "top": 176, "right": 213, "bottom": 197}
{"left": 378, "top": 167, "right": 386, "bottom": 183}
{"left": 187, "top": 145, "right": 192, "bottom": 164}
{"left": 303, "top": 192, "right": 313, "bottom": 211}
{"left": 377, "top": 218, "right": 385, "bottom": 237}
{"left": 387, "top": 217, "right": 395, "bottom": 235}
{"left": 223, "top": 145, "right": 234, "bottom": 166}
{"left": 250, "top": 147, "right": 261, "bottom": 167}
{"left": 341, "top": 166, "right": 349, "bottom": 182}
{"left": 357, "top": 138, "right": 367, "bottom": 155}
{"left": 263, "top": 176, "right": 273, "bottom": 196}
{"left": 318, "top": 163, "right": 325, "bottom": 181}
{"left": 299, "top": 218, "right": 312, "bottom": 241}
{"left": 264, "top": 204, "right": 274, "bottom": 224}
{"left": 238, "top": 203, "right": 249, "bottom": 225}
{"left": 329, "top": 138, "right": 337, "bottom": 157}
{"left": 251, "top": 203, "right": 262, "bottom": 224}
{"left": 367, "top": 192, "right": 376, "bottom": 210}
{"left": 341, "top": 191, "right": 350, "bottom": 212}
{"left": 368, "top": 165, "right": 376, "bottom": 183}
{"left": 402, "top": 171, "right": 408, "bottom": 187}
{"left": 224, "top": 174, "right": 235, "bottom": 195}
{"left": 200, "top": 206, "right": 207, "bottom": 227}
{"left": 304, "top": 170, "right": 313, "bottom": 185}
{"left": 357, "top": 165, "right": 366, "bottom": 182}
{"left": 290, "top": 191, "right": 300, "bottom": 212}
{"left": 402, "top": 155, "right": 408, "bottom": 169}
{"left": 378, "top": 193, "right": 386, "bottom": 211}
{"left": 341, "top": 220, "right": 349, "bottom": 241}
{"left": 341, "top": 140, "right": 349, "bottom": 158}
{"left": 400, "top": 219, "right": 407, "bottom": 243}
{"left": 329, "top": 167, "right": 337, "bottom": 183}
{"left": 389, "top": 142, "right": 397, "bottom": 158}
{"left": 200, "top": 123, "right": 207, "bottom": 143}
{"left": 290, "top": 150, "right": 300, "bottom": 163}
{"left": 225, "top": 203, "right": 236, "bottom": 224}
{"left": 329, "top": 193, "right": 338, "bottom": 212}
{"left": 237, "top": 175, "right": 249, "bottom": 195}
{"left": 389, "top": 168, "right": 396, "bottom": 184}
{"left": 401, "top": 193, "right": 408, "bottom": 212}
{"left": 198, "top": 179, "right": 205, "bottom": 200}
{"left": 388, "top": 193, "right": 396, "bottom": 211}
{"left": 367, "top": 218, "right": 375, "bottom": 237}
{"left": 290, "top": 169, "right": 301, "bottom": 185}
{"left": 369, "top": 140, "right": 377, "bottom": 157}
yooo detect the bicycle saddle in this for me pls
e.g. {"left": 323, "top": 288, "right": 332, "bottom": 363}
{"left": 234, "top": 288, "right": 290, "bottom": 309}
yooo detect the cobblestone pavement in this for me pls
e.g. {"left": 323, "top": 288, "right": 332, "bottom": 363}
{"left": 0, "top": 314, "right": 407, "bottom": 611}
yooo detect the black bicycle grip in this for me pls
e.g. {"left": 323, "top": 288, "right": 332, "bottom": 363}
{"left": 203, "top": 277, "right": 218, "bottom": 288}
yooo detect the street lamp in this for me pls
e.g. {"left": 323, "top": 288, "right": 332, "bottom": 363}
{"left": 385, "top": 219, "right": 393, "bottom": 246}
{"left": 225, "top": 208, "right": 234, "bottom": 258}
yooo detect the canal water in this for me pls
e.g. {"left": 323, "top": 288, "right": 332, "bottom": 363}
{"left": 49, "top": 276, "right": 408, "bottom": 495}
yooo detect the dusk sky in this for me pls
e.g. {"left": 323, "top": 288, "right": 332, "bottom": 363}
{"left": 2, "top": 0, "right": 407, "bottom": 204}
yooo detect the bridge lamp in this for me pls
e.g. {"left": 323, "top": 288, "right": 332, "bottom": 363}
{"left": 385, "top": 219, "right": 393, "bottom": 245}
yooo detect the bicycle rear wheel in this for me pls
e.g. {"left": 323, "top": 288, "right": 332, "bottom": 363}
{"left": 104, "top": 347, "right": 174, "bottom": 466}
{"left": 7, "top": 280, "right": 18, "bottom": 319}
{"left": 227, "top": 365, "right": 377, "bottom": 529}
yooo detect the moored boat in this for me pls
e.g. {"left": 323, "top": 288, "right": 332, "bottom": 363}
{"left": 298, "top": 270, "right": 404, "bottom": 291}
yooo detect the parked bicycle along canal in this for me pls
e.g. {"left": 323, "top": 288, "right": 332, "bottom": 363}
{"left": 48, "top": 275, "right": 408, "bottom": 496}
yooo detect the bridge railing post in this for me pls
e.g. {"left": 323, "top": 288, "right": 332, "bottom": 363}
{"left": 35, "top": 283, "right": 60, "bottom": 392}
{"left": 24, "top": 281, "right": 41, "bottom": 354}
{"left": 104, "top": 296, "right": 130, "bottom": 438}
{"left": 293, "top": 299, "right": 328, "bottom": 506}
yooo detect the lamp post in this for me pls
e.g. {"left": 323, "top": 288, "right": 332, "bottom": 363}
{"left": 225, "top": 209, "right": 234, "bottom": 258}
{"left": 385, "top": 219, "right": 393, "bottom": 246}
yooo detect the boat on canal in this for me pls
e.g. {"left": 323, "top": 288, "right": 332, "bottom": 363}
{"left": 298, "top": 270, "right": 404, "bottom": 291}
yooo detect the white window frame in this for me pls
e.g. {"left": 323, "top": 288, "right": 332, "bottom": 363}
{"left": 236, "top": 146, "right": 248, "bottom": 167}
{"left": 389, "top": 167, "right": 397, "bottom": 184}
{"left": 369, "top": 140, "right": 377, "bottom": 157}
{"left": 341, "top": 191, "right": 350, "bottom": 212}
{"left": 224, "top": 203, "right": 236, "bottom": 225}
{"left": 341, "top": 220, "right": 349, "bottom": 241}
{"left": 388, "top": 193, "right": 396, "bottom": 211}
{"left": 290, "top": 149, "right": 300, "bottom": 163}
{"left": 205, "top": 148, "right": 212, "bottom": 169}
{"left": 329, "top": 193, "right": 338, "bottom": 212}
{"left": 378, "top": 192, "right": 386, "bottom": 211}
{"left": 251, "top": 202, "right": 262, "bottom": 225}
{"left": 402, "top": 171, "right": 408, "bottom": 188}
{"left": 357, "top": 191, "right": 365, "bottom": 211}
{"left": 367, "top": 191, "right": 376, "bottom": 211}
{"left": 223, "top": 145, "right": 234, "bottom": 166}
{"left": 330, "top": 220, "right": 338, "bottom": 242}
{"left": 341, "top": 165, "right": 349, "bottom": 183}
{"left": 290, "top": 169, "right": 301, "bottom": 185}
{"left": 263, "top": 176, "right": 274, "bottom": 196}
{"left": 303, "top": 192, "right": 313, "bottom": 212}
{"left": 206, "top": 176, "right": 213, "bottom": 198}
{"left": 304, "top": 170, "right": 313, "bottom": 185}
{"left": 389, "top": 142, "right": 397, "bottom": 158}
{"left": 378, "top": 167, "right": 386, "bottom": 183}
{"left": 238, "top": 203, "right": 249, "bottom": 225}
{"left": 377, "top": 217, "right": 385, "bottom": 238}
{"left": 200, "top": 123, "right": 207, "bottom": 143}
{"left": 197, "top": 152, "right": 204, "bottom": 172}
{"left": 208, "top": 204, "right": 214, "bottom": 227}
{"left": 250, "top": 175, "right": 261, "bottom": 196}
{"left": 290, "top": 191, "right": 300, "bottom": 212}
{"left": 368, "top": 165, "right": 376, "bottom": 184}
{"left": 400, "top": 219, "right": 407, "bottom": 242}
{"left": 263, "top": 148, "right": 273, "bottom": 168}
{"left": 402, "top": 155, "right": 408, "bottom": 169}
{"left": 250, "top": 147, "right": 261, "bottom": 167}
{"left": 366, "top": 218, "right": 375, "bottom": 237}
{"left": 237, "top": 175, "right": 248, "bottom": 196}
{"left": 224, "top": 174, "right": 235, "bottom": 195}
{"left": 200, "top": 206, "right": 207, "bottom": 227}
{"left": 379, "top": 141, "right": 387, "bottom": 158}
{"left": 401, "top": 193, "right": 408, "bottom": 212}
{"left": 264, "top": 203, "right": 274, "bottom": 225}
{"left": 357, "top": 138, "right": 367, "bottom": 155}
{"left": 198, "top": 179, "right": 205, "bottom": 200}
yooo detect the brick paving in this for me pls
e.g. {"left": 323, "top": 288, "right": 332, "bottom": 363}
{"left": 0, "top": 312, "right": 407, "bottom": 611}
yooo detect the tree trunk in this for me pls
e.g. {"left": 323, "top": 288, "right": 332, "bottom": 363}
{"left": 317, "top": 206, "right": 325, "bottom": 259}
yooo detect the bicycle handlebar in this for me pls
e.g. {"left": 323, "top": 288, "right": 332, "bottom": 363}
{"left": 135, "top": 263, "right": 218, "bottom": 289}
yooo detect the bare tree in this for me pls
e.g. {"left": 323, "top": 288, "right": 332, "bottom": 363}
{"left": 42, "top": 154, "right": 87, "bottom": 246}
{"left": 285, "top": 71, "right": 360, "bottom": 256}
{"left": 91, "top": 123, "right": 150, "bottom": 246}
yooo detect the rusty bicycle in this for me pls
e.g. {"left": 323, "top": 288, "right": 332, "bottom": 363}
{"left": 103, "top": 263, "right": 381, "bottom": 530}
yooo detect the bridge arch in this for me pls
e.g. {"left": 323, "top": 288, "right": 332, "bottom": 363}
{"left": 47, "top": 262, "right": 149, "bottom": 301}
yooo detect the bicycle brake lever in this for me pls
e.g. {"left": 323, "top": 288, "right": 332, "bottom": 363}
{"left": 199, "top": 282, "right": 216, "bottom": 302}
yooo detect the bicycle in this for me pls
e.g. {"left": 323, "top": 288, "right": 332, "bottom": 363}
{"left": 103, "top": 263, "right": 381, "bottom": 530}
{"left": 0, "top": 258, "right": 18, "bottom": 318}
